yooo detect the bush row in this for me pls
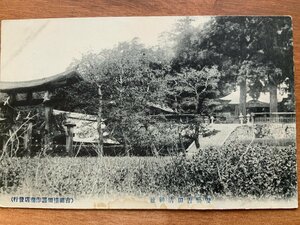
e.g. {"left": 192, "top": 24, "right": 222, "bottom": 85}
{"left": 0, "top": 143, "right": 297, "bottom": 199}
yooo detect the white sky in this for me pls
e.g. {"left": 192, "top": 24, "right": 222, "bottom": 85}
{"left": 0, "top": 16, "right": 211, "bottom": 82}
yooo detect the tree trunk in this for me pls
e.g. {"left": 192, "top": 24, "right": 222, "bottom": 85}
{"left": 194, "top": 98, "right": 201, "bottom": 150}
{"left": 151, "top": 143, "right": 159, "bottom": 157}
{"left": 194, "top": 123, "right": 200, "bottom": 149}
{"left": 239, "top": 79, "right": 247, "bottom": 116}
{"left": 179, "top": 131, "right": 185, "bottom": 153}
{"left": 97, "top": 86, "right": 104, "bottom": 156}
{"left": 123, "top": 133, "right": 130, "bottom": 156}
{"left": 269, "top": 84, "right": 278, "bottom": 113}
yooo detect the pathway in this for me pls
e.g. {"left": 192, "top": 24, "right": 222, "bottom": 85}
{"left": 186, "top": 124, "right": 240, "bottom": 155}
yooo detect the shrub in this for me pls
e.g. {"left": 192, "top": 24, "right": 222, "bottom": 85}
{"left": 0, "top": 143, "right": 297, "bottom": 199}
{"left": 0, "top": 158, "right": 22, "bottom": 194}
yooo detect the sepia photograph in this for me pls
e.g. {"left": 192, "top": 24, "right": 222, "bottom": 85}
{"left": 0, "top": 16, "right": 297, "bottom": 209}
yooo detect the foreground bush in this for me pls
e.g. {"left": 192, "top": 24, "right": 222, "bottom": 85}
{"left": 0, "top": 143, "right": 297, "bottom": 199}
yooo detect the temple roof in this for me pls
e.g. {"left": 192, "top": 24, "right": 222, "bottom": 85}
{"left": 220, "top": 86, "right": 288, "bottom": 105}
{"left": 0, "top": 70, "right": 82, "bottom": 93}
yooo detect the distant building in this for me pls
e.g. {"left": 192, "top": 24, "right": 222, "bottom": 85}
{"left": 218, "top": 86, "right": 288, "bottom": 122}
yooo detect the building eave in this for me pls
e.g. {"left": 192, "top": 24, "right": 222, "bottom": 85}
{"left": 0, "top": 70, "right": 82, "bottom": 93}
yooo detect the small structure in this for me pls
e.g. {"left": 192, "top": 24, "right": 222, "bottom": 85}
{"left": 53, "top": 109, "right": 119, "bottom": 156}
{"left": 146, "top": 102, "right": 177, "bottom": 115}
{"left": 0, "top": 70, "right": 83, "bottom": 156}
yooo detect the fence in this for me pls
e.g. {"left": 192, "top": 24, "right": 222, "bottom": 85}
{"left": 253, "top": 112, "right": 296, "bottom": 124}
{"left": 211, "top": 112, "right": 296, "bottom": 125}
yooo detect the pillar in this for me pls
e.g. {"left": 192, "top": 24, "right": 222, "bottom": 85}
{"left": 97, "top": 85, "right": 103, "bottom": 156}
{"left": 43, "top": 90, "right": 53, "bottom": 155}
{"left": 65, "top": 122, "right": 76, "bottom": 157}
{"left": 23, "top": 119, "right": 33, "bottom": 157}
{"left": 0, "top": 118, "right": 7, "bottom": 152}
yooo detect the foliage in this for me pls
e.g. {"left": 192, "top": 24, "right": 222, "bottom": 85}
{"left": 128, "top": 121, "right": 192, "bottom": 156}
{"left": 0, "top": 105, "right": 69, "bottom": 157}
{"left": 170, "top": 16, "right": 294, "bottom": 112}
{"left": 0, "top": 144, "right": 296, "bottom": 199}
{"left": 48, "top": 16, "right": 295, "bottom": 156}
{"left": 254, "top": 124, "right": 296, "bottom": 139}
{"left": 0, "top": 159, "right": 22, "bottom": 194}
{"left": 53, "top": 80, "right": 99, "bottom": 114}
{"left": 166, "top": 66, "right": 221, "bottom": 114}
{"left": 223, "top": 125, "right": 254, "bottom": 146}
{"left": 68, "top": 39, "right": 171, "bottom": 155}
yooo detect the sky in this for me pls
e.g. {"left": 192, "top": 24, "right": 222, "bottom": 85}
{"left": 0, "top": 16, "right": 211, "bottom": 82}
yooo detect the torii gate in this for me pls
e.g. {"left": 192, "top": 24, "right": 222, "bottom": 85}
{"left": 0, "top": 70, "right": 82, "bottom": 156}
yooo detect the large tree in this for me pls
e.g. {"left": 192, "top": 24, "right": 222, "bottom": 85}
{"left": 246, "top": 17, "right": 294, "bottom": 112}
{"left": 211, "top": 17, "right": 293, "bottom": 113}
{"left": 163, "top": 18, "right": 223, "bottom": 150}
{"left": 170, "top": 16, "right": 294, "bottom": 115}
{"left": 166, "top": 66, "right": 221, "bottom": 149}
{"left": 70, "top": 39, "right": 169, "bottom": 156}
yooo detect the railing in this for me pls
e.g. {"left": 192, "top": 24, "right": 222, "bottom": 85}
{"left": 148, "top": 112, "right": 296, "bottom": 125}
{"left": 254, "top": 116, "right": 296, "bottom": 124}
{"left": 253, "top": 112, "right": 296, "bottom": 124}
{"left": 213, "top": 112, "right": 296, "bottom": 125}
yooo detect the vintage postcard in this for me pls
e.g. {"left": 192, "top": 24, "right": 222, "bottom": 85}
{"left": 0, "top": 16, "right": 297, "bottom": 209}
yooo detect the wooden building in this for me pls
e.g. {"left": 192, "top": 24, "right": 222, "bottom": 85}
{"left": 218, "top": 86, "right": 288, "bottom": 123}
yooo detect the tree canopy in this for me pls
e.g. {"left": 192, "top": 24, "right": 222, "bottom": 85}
{"left": 54, "top": 16, "right": 294, "bottom": 156}
{"left": 169, "top": 16, "right": 294, "bottom": 113}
